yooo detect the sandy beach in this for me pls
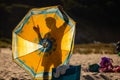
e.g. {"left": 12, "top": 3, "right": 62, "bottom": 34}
{"left": 0, "top": 48, "right": 120, "bottom": 80}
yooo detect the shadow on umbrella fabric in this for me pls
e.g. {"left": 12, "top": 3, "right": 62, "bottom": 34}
{"left": 33, "top": 17, "right": 68, "bottom": 80}
{"left": 12, "top": 5, "right": 76, "bottom": 80}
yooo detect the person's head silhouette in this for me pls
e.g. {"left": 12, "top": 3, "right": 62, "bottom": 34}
{"left": 45, "top": 17, "right": 56, "bottom": 30}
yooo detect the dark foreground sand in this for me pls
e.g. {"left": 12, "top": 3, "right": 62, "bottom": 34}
{"left": 0, "top": 48, "right": 120, "bottom": 80}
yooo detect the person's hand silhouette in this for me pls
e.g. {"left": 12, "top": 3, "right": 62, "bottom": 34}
{"left": 33, "top": 25, "right": 40, "bottom": 34}
{"left": 33, "top": 25, "right": 42, "bottom": 41}
{"left": 58, "top": 5, "right": 69, "bottom": 24}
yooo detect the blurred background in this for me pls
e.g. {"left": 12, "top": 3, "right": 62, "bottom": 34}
{"left": 0, "top": 0, "right": 120, "bottom": 46}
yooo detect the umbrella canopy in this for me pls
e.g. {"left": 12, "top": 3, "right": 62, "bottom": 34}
{"left": 12, "top": 5, "right": 76, "bottom": 80}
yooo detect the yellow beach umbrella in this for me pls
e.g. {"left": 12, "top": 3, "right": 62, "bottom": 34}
{"left": 12, "top": 5, "right": 76, "bottom": 80}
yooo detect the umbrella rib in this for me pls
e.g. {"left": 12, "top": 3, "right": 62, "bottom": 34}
{"left": 32, "top": 15, "right": 35, "bottom": 26}
{"left": 17, "top": 34, "right": 40, "bottom": 44}
{"left": 64, "top": 27, "right": 72, "bottom": 35}
{"left": 56, "top": 28, "right": 73, "bottom": 44}
{"left": 35, "top": 51, "right": 43, "bottom": 77}
{"left": 16, "top": 49, "right": 42, "bottom": 59}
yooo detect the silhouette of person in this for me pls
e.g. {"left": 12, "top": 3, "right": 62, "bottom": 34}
{"left": 33, "top": 10, "right": 69, "bottom": 80}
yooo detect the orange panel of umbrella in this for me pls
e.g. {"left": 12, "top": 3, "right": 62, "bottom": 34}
{"left": 12, "top": 5, "right": 76, "bottom": 80}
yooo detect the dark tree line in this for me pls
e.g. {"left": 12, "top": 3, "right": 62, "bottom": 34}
{"left": 0, "top": 0, "right": 120, "bottom": 43}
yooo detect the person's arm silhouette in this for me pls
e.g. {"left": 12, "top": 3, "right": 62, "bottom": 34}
{"left": 33, "top": 25, "right": 42, "bottom": 42}
{"left": 58, "top": 5, "right": 69, "bottom": 23}
{"left": 58, "top": 6, "right": 69, "bottom": 30}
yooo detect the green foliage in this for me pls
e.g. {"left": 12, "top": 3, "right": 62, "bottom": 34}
{"left": 0, "top": 38, "right": 11, "bottom": 48}
{"left": 74, "top": 43, "right": 116, "bottom": 54}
